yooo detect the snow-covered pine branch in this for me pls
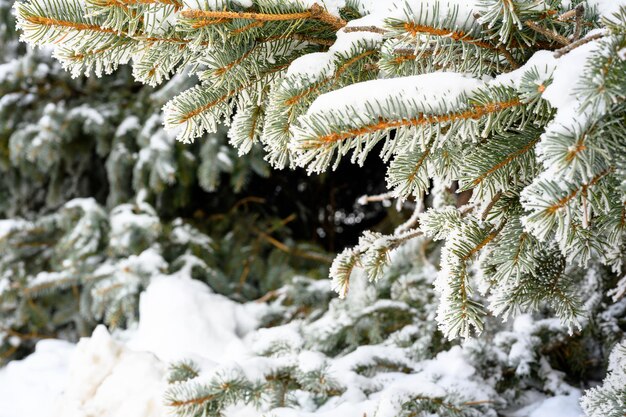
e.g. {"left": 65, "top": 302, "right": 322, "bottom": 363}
{"left": 13, "top": 0, "right": 626, "bottom": 345}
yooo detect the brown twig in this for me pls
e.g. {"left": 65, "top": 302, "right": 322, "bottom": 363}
{"left": 558, "top": 4, "right": 585, "bottom": 41}
{"left": 392, "top": 47, "right": 416, "bottom": 56}
{"left": 481, "top": 191, "right": 503, "bottom": 221}
{"left": 255, "top": 230, "right": 333, "bottom": 263}
{"left": 254, "top": 288, "right": 283, "bottom": 303}
{"left": 403, "top": 22, "right": 496, "bottom": 50}
{"left": 554, "top": 31, "right": 607, "bottom": 58}
{"left": 499, "top": 46, "right": 520, "bottom": 69}
{"left": 546, "top": 167, "right": 613, "bottom": 214}
{"left": 343, "top": 25, "right": 387, "bottom": 34}
{"left": 573, "top": 4, "right": 585, "bottom": 41}
{"left": 525, "top": 20, "right": 570, "bottom": 46}
{"left": 0, "top": 327, "right": 56, "bottom": 341}
{"left": 180, "top": 3, "right": 346, "bottom": 31}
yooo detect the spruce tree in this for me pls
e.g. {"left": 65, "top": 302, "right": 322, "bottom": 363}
{"left": 5, "top": 0, "right": 626, "bottom": 415}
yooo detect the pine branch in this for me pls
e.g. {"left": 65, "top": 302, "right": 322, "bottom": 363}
{"left": 180, "top": 3, "right": 346, "bottom": 30}
{"left": 481, "top": 191, "right": 502, "bottom": 220}
{"left": 471, "top": 138, "right": 538, "bottom": 187}
{"left": 21, "top": 14, "right": 115, "bottom": 33}
{"left": 545, "top": 168, "right": 613, "bottom": 214}
{"left": 387, "top": 142, "right": 432, "bottom": 198}
{"left": 402, "top": 22, "right": 496, "bottom": 50}
{"left": 165, "top": 59, "right": 292, "bottom": 141}
{"left": 554, "top": 31, "right": 608, "bottom": 58}
{"left": 17, "top": 3, "right": 192, "bottom": 45}
{"left": 285, "top": 50, "right": 377, "bottom": 107}
{"left": 304, "top": 98, "right": 521, "bottom": 147}
{"left": 91, "top": 0, "right": 181, "bottom": 6}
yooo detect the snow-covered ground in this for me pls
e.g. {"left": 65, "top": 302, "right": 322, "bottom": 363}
{"left": 0, "top": 275, "right": 263, "bottom": 417}
{"left": 0, "top": 275, "right": 584, "bottom": 417}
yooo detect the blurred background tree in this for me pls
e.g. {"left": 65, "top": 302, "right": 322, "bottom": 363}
{"left": 0, "top": 0, "right": 397, "bottom": 362}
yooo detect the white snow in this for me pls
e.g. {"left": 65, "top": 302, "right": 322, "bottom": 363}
{"left": 541, "top": 39, "right": 602, "bottom": 114}
{"left": 64, "top": 197, "right": 103, "bottom": 212}
{"left": 527, "top": 394, "right": 583, "bottom": 417}
{"left": 287, "top": 52, "right": 336, "bottom": 79}
{"left": 492, "top": 50, "right": 557, "bottom": 89}
{"left": 285, "top": 23, "right": 382, "bottom": 89}
{"left": 0, "top": 340, "right": 74, "bottom": 417}
{"left": 591, "top": 0, "right": 626, "bottom": 17}
{"left": 27, "top": 271, "right": 70, "bottom": 289}
{"left": 115, "top": 116, "right": 141, "bottom": 137}
{"left": 0, "top": 219, "right": 29, "bottom": 240}
{"left": 128, "top": 275, "right": 254, "bottom": 362}
{"left": 54, "top": 326, "right": 167, "bottom": 417}
{"left": 297, "top": 350, "right": 327, "bottom": 373}
{"left": 307, "top": 72, "right": 483, "bottom": 117}
{"left": 108, "top": 203, "right": 161, "bottom": 250}
{"left": 0, "top": 275, "right": 262, "bottom": 417}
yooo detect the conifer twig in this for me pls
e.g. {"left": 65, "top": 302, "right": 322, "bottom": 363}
{"left": 558, "top": 5, "right": 581, "bottom": 22}
{"left": 546, "top": 167, "right": 613, "bottom": 214}
{"left": 471, "top": 136, "right": 540, "bottom": 188}
{"left": 524, "top": 20, "right": 570, "bottom": 46}
{"left": 403, "top": 22, "right": 496, "bottom": 50}
{"left": 393, "top": 47, "right": 416, "bottom": 56}
{"left": 284, "top": 49, "right": 378, "bottom": 106}
{"left": 358, "top": 191, "right": 395, "bottom": 205}
{"left": 498, "top": 46, "right": 520, "bottom": 69}
{"left": 176, "top": 62, "right": 290, "bottom": 123}
{"left": 314, "top": 98, "right": 522, "bottom": 145}
{"left": 343, "top": 25, "right": 387, "bottom": 34}
{"left": 180, "top": 3, "right": 346, "bottom": 30}
{"left": 461, "top": 219, "right": 507, "bottom": 261}
{"left": 573, "top": 4, "right": 585, "bottom": 41}
{"left": 21, "top": 13, "right": 200, "bottom": 45}
{"left": 558, "top": 4, "right": 585, "bottom": 41}
{"left": 554, "top": 32, "right": 607, "bottom": 58}
{"left": 253, "top": 227, "right": 333, "bottom": 263}
{"left": 395, "top": 200, "right": 423, "bottom": 235}
{"left": 100, "top": 0, "right": 183, "bottom": 9}
{"left": 0, "top": 326, "right": 56, "bottom": 341}
{"left": 481, "top": 191, "right": 502, "bottom": 221}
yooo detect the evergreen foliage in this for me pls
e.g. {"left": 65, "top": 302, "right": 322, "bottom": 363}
{"left": 161, "top": 240, "right": 625, "bottom": 417}
{"left": 4, "top": 0, "right": 626, "bottom": 414}
{"left": 12, "top": 0, "right": 625, "bottom": 339}
{"left": 581, "top": 341, "right": 626, "bottom": 417}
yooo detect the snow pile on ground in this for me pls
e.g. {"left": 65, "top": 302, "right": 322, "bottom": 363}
{"left": 0, "top": 275, "right": 264, "bottom": 417}
{"left": 127, "top": 275, "right": 261, "bottom": 363}
{"left": 0, "top": 340, "right": 74, "bottom": 417}
{"left": 54, "top": 326, "right": 167, "bottom": 417}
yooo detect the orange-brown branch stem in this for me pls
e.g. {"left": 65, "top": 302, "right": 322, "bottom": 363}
{"left": 403, "top": 22, "right": 495, "bottom": 50}
{"left": 285, "top": 49, "right": 377, "bottom": 106}
{"left": 546, "top": 168, "right": 613, "bottom": 214}
{"left": 314, "top": 98, "right": 522, "bottom": 145}
{"left": 472, "top": 136, "right": 540, "bottom": 186}
{"left": 24, "top": 14, "right": 191, "bottom": 44}
{"left": 179, "top": 63, "right": 290, "bottom": 123}
{"left": 181, "top": 3, "right": 346, "bottom": 30}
